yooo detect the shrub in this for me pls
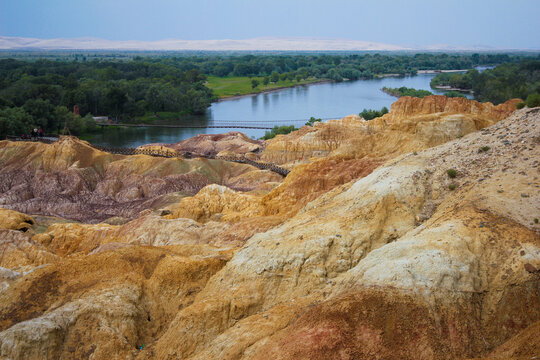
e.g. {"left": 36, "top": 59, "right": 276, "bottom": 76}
{"left": 534, "top": 218, "right": 539, "bottom": 224}
{"left": 444, "top": 91, "right": 466, "bottom": 98}
{"left": 516, "top": 102, "right": 526, "bottom": 109}
{"left": 448, "top": 184, "right": 456, "bottom": 191}
{"left": 526, "top": 93, "right": 540, "bottom": 108}
{"left": 478, "top": 146, "right": 490, "bottom": 153}
{"left": 261, "top": 125, "right": 298, "bottom": 140}
{"left": 305, "top": 117, "right": 322, "bottom": 126}
{"left": 359, "top": 106, "right": 388, "bottom": 120}
{"left": 447, "top": 169, "right": 458, "bottom": 178}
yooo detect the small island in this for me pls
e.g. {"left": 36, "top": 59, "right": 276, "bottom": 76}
{"left": 382, "top": 86, "right": 467, "bottom": 99}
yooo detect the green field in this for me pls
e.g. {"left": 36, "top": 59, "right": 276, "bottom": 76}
{"left": 206, "top": 76, "right": 323, "bottom": 98}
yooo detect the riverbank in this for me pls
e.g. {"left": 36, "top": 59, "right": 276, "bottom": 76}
{"left": 417, "top": 69, "right": 469, "bottom": 74}
{"left": 432, "top": 85, "right": 474, "bottom": 93}
{"left": 215, "top": 79, "right": 332, "bottom": 102}
{"left": 207, "top": 76, "right": 328, "bottom": 100}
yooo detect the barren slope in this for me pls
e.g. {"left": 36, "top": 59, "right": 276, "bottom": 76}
{"left": 0, "top": 101, "right": 537, "bottom": 360}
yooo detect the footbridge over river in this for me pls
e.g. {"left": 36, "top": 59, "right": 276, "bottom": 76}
{"left": 99, "top": 122, "right": 275, "bottom": 130}
{"left": 5, "top": 136, "right": 290, "bottom": 177}
{"left": 97, "top": 117, "right": 338, "bottom": 130}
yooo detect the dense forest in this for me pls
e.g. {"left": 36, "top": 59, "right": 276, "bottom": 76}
{"left": 430, "top": 60, "right": 540, "bottom": 105}
{"left": 133, "top": 52, "right": 529, "bottom": 80}
{"left": 0, "top": 53, "right": 538, "bottom": 137}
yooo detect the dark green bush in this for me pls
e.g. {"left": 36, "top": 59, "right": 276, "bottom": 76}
{"left": 447, "top": 169, "right": 458, "bottom": 178}
{"left": 515, "top": 102, "right": 526, "bottom": 109}
{"left": 305, "top": 117, "right": 322, "bottom": 126}
{"left": 359, "top": 107, "right": 389, "bottom": 120}
{"left": 261, "top": 125, "right": 298, "bottom": 140}
{"left": 525, "top": 93, "right": 540, "bottom": 108}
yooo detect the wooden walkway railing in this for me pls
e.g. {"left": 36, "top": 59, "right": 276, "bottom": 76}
{"left": 4, "top": 136, "right": 290, "bottom": 177}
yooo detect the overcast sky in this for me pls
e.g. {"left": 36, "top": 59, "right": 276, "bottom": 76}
{"left": 1, "top": 0, "right": 539, "bottom": 49}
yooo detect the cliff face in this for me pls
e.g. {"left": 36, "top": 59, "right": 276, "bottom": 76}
{"left": 0, "top": 99, "right": 538, "bottom": 360}
{"left": 261, "top": 96, "right": 521, "bottom": 165}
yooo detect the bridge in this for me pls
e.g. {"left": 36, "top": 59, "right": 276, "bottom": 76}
{"left": 97, "top": 117, "right": 339, "bottom": 130}
{"left": 4, "top": 136, "right": 290, "bottom": 177}
{"left": 99, "top": 122, "right": 276, "bottom": 129}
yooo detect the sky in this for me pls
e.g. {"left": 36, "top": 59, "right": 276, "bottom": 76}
{"left": 1, "top": 0, "right": 540, "bottom": 49}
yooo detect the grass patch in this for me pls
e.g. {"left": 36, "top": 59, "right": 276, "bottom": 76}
{"left": 448, "top": 184, "right": 456, "bottom": 191}
{"left": 207, "top": 76, "right": 322, "bottom": 98}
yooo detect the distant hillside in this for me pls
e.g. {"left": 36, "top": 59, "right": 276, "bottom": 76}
{"left": 0, "top": 36, "right": 524, "bottom": 51}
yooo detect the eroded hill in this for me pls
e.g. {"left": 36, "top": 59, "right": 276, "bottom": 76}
{"left": 0, "top": 97, "right": 538, "bottom": 360}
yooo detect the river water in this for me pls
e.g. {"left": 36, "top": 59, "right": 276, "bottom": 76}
{"left": 88, "top": 73, "right": 471, "bottom": 148}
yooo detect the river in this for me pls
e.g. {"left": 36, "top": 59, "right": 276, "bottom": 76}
{"left": 87, "top": 72, "right": 471, "bottom": 148}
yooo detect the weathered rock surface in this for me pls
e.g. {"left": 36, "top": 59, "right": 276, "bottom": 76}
{"left": 0, "top": 136, "right": 276, "bottom": 223}
{"left": 0, "top": 245, "right": 231, "bottom": 359}
{"left": 143, "top": 107, "right": 539, "bottom": 360}
{"left": 261, "top": 96, "right": 520, "bottom": 165}
{"left": 168, "top": 131, "right": 264, "bottom": 156}
{"left": 0, "top": 100, "right": 538, "bottom": 360}
{"left": 0, "top": 208, "right": 35, "bottom": 231}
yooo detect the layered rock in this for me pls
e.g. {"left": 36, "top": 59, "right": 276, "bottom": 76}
{"left": 0, "top": 136, "right": 277, "bottom": 223}
{"left": 168, "top": 131, "right": 264, "bottom": 156}
{"left": 0, "top": 100, "right": 538, "bottom": 360}
{"left": 0, "top": 245, "right": 230, "bottom": 359}
{"left": 0, "top": 208, "right": 35, "bottom": 231}
{"left": 143, "top": 107, "right": 539, "bottom": 359}
{"left": 261, "top": 96, "right": 521, "bottom": 165}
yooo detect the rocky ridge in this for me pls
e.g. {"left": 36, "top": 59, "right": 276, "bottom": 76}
{"left": 261, "top": 95, "right": 520, "bottom": 166}
{"left": 0, "top": 136, "right": 278, "bottom": 223}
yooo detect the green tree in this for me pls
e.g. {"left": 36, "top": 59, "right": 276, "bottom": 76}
{"left": 55, "top": 106, "right": 75, "bottom": 133}
{"left": 262, "top": 76, "right": 270, "bottom": 85}
{"left": 82, "top": 113, "right": 98, "bottom": 132}
{"left": 104, "top": 86, "right": 127, "bottom": 120}
{"left": 251, "top": 79, "right": 260, "bottom": 89}
{"left": 305, "top": 117, "right": 322, "bottom": 126}
{"left": 68, "top": 116, "right": 86, "bottom": 135}
{"left": 0, "top": 107, "right": 33, "bottom": 137}
{"left": 23, "top": 98, "right": 57, "bottom": 130}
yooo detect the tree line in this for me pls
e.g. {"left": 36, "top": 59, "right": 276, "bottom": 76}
{"left": 430, "top": 60, "right": 540, "bottom": 105}
{"left": 178, "top": 52, "right": 530, "bottom": 81}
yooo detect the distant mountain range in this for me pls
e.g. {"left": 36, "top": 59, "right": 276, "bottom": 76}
{"left": 0, "top": 36, "right": 533, "bottom": 51}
